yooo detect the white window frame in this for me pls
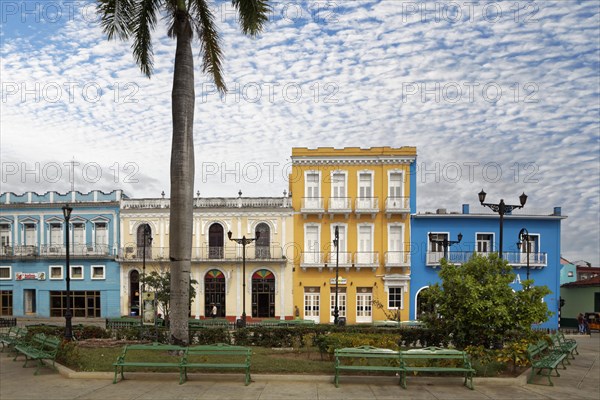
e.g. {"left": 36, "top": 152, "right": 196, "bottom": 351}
{"left": 0, "top": 223, "right": 12, "bottom": 248}
{"left": 387, "top": 170, "right": 404, "bottom": 198}
{"left": 387, "top": 286, "right": 403, "bottom": 310}
{"left": 0, "top": 265, "right": 12, "bottom": 280}
{"left": 304, "top": 224, "right": 321, "bottom": 264}
{"left": 70, "top": 265, "right": 84, "bottom": 280}
{"left": 91, "top": 265, "right": 105, "bottom": 280}
{"left": 387, "top": 222, "right": 405, "bottom": 252}
{"left": 330, "top": 223, "right": 347, "bottom": 253}
{"left": 429, "top": 232, "right": 449, "bottom": 252}
{"left": 330, "top": 170, "right": 347, "bottom": 198}
{"left": 72, "top": 221, "right": 86, "bottom": 248}
{"left": 476, "top": 232, "right": 494, "bottom": 253}
{"left": 304, "top": 170, "right": 321, "bottom": 199}
{"left": 48, "top": 222, "right": 63, "bottom": 247}
{"left": 356, "top": 170, "right": 374, "bottom": 199}
{"left": 49, "top": 265, "right": 63, "bottom": 280}
{"left": 23, "top": 222, "right": 37, "bottom": 246}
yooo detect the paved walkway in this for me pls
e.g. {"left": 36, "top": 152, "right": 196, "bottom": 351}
{"left": 1, "top": 334, "right": 598, "bottom": 400}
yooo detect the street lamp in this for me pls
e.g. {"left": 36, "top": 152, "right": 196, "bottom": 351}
{"left": 478, "top": 190, "right": 527, "bottom": 260}
{"left": 428, "top": 232, "right": 463, "bottom": 260}
{"left": 517, "top": 228, "right": 531, "bottom": 282}
{"left": 141, "top": 225, "right": 153, "bottom": 293}
{"left": 141, "top": 225, "right": 152, "bottom": 327}
{"left": 333, "top": 226, "right": 340, "bottom": 325}
{"left": 227, "top": 230, "right": 260, "bottom": 327}
{"left": 62, "top": 204, "right": 73, "bottom": 341}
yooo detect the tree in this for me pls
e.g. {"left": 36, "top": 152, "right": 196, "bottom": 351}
{"left": 97, "top": 0, "right": 270, "bottom": 345}
{"left": 142, "top": 268, "right": 198, "bottom": 321}
{"left": 420, "top": 253, "right": 552, "bottom": 348}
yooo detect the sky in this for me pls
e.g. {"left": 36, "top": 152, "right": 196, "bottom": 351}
{"left": 1, "top": 1, "right": 599, "bottom": 266}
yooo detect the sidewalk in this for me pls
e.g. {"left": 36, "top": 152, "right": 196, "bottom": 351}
{"left": 1, "top": 334, "right": 598, "bottom": 400}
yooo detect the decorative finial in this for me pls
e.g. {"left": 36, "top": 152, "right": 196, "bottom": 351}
{"left": 161, "top": 191, "right": 165, "bottom": 198}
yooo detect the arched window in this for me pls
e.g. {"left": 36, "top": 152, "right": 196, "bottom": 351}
{"left": 204, "top": 269, "right": 226, "bottom": 317}
{"left": 208, "top": 224, "right": 224, "bottom": 259}
{"left": 136, "top": 224, "right": 152, "bottom": 259}
{"left": 255, "top": 223, "right": 270, "bottom": 259}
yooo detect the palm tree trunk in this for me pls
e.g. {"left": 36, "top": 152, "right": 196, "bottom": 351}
{"left": 169, "top": 10, "right": 194, "bottom": 346}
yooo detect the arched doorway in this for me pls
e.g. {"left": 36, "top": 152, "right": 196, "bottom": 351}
{"left": 416, "top": 287, "right": 434, "bottom": 319}
{"left": 129, "top": 270, "right": 140, "bottom": 316}
{"left": 136, "top": 224, "right": 152, "bottom": 259}
{"left": 252, "top": 269, "right": 275, "bottom": 318}
{"left": 204, "top": 269, "right": 226, "bottom": 317}
{"left": 208, "top": 224, "right": 224, "bottom": 259}
{"left": 255, "top": 223, "right": 270, "bottom": 259}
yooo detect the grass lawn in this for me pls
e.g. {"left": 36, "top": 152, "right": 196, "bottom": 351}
{"left": 72, "top": 345, "right": 334, "bottom": 374}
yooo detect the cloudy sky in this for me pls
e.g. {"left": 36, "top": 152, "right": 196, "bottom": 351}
{"left": 1, "top": 1, "right": 598, "bottom": 265}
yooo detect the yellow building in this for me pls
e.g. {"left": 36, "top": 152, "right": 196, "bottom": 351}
{"left": 118, "top": 195, "right": 294, "bottom": 320}
{"left": 290, "top": 147, "right": 417, "bottom": 324}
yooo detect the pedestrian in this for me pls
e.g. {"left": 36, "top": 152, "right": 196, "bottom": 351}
{"left": 211, "top": 303, "right": 217, "bottom": 319}
{"left": 577, "top": 313, "right": 585, "bottom": 334}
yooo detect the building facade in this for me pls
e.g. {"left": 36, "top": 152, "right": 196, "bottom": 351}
{"left": 290, "top": 147, "right": 417, "bottom": 324}
{"left": 118, "top": 195, "right": 294, "bottom": 320}
{"left": 410, "top": 204, "right": 565, "bottom": 330}
{"left": 0, "top": 190, "right": 123, "bottom": 318}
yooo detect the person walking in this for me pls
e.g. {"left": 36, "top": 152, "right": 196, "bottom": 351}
{"left": 577, "top": 313, "right": 585, "bottom": 334}
{"left": 210, "top": 303, "right": 218, "bottom": 319}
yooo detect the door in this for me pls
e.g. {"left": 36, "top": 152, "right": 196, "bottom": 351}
{"left": 388, "top": 225, "right": 403, "bottom": 264}
{"left": 357, "top": 225, "right": 372, "bottom": 264}
{"left": 73, "top": 223, "right": 85, "bottom": 254}
{"left": 0, "top": 224, "right": 10, "bottom": 255}
{"left": 129, "top": 270, "right": 140, "bottom": 316}
{"left": 477, "top": 234, "right": 493, "bottom": 254}
{"left": 24, "top": 289, "right": 36, "bottom": 314}
{"left": 357, "top": 173, "right": 372, "bottom": 209}
{"left": 520, "top": 235, "right": 537, "bottom": 264}
{"left": 331, "top": 225, "right": 347, "bottom": 264}
{"left": 255, "top": 223, "right": 270, "bottom": 259}
{"left": 305, "top": 226, "right": 319, "bottom": 264}
{"left": 252, "top": 269, "right": 275, "bottom": 318}
{"left": 429, "top": 233, "right": 447, "bottom": 263}
{"left": 49, "top": 223, "right": 62, "bottom": 249}
{"left": 305, "top": 172, "right": 320, "bottom": 209}
{"left": 356, "top": 289, "right": 372, "bottom": 323}
{"left": 388, "top": 172, "right": 403, "bottom": 207}
{"left": 330, "top": 172, "right": 346, "bottom": 209}
{"left": 204, "top": 269, "right": 226, "bottom": 317}
{"left": 304, "top": 290, "right": 320, "bottom": 323}
{"left": 208, "top": 223, "right": 224, "bottom": 259}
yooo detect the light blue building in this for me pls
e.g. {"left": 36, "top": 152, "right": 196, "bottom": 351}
{"left": 410, "top": 204, "right": 565, "bottom": 330}
{"left": 0, "top": 190, "right": 125, "bottom": 318}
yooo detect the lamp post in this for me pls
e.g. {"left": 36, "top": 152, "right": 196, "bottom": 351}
{"left": 517, "top": 228, "right": 531, "bottom": 282}
{"left": 62, "top": 204, "right": 73, "bottom": 341}
{"left": 333, "top": 226, "right": 340, "bottom": 325}
{"left": 141, "top": 225, "right": 152, "bottom": 327}
{"left": 227, "top": 230, "right": 260, "bottom": 327}
{"left": 478, "top": 190, "right": 527, "bottom": 260}
{"left": 428, "top": 232, "right": 463, "bottom": 260}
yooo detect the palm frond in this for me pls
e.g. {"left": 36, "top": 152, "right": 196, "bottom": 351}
{"left": 231, "top": 0, "right": 271, "bottom": 37}
{"left": 191, "top": 0, "right": 226, "bottom": 93}
{"left": 131, "top": 0, "right": 162, "bottom": 77}
{"left": 97, "top": 0, "right": 135, "bottom": 40}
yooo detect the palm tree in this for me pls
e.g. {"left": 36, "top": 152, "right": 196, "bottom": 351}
{"left": 97, "top": 0, "right": 270, "bottom": 345}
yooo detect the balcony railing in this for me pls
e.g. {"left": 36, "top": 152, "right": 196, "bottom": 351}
{"left": 354, "top": 251, "right": 379, "bottom": 270}
{"left": 300, "top": 251, "right": 325, "bottom": 269}
{"left": 119, "top": 245, "right": 286, "bottom": 262}
{"left": 122, "top": 197, "right": 291, "bottom": 209}
{"left": 355, "top": 197, "right": 379, "bottom": 214}
{"left": 385, "top": 197, "right": 410, "bottom": 213}
{"left": 384, "top": 251, "right": 410, "bottom": 267}
{"left": 426, "top": 251, "right": 547, "bottom": 267}
{"left": 301, "top": 197, "right": 324, "bottom": 213}
{"left": 325, "top": 251, "right": 352, "bottom": 266}
{"left": 1, "top": 244, "right": 116, "bottom": 258}
{"left": 328, "top": 197, "right": 351, "bottom": 212}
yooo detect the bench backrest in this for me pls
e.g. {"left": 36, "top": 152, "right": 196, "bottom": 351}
{"left": 335, "top": 346, "right": 400, "bottom": 359}
{"left": 187, "top": 343, "right": 251, "bottom": 356}
{"left": 400, "top": 347, "right": 471, "bottom": 367}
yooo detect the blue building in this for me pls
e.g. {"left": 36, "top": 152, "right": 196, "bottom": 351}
{"left": 410, "top": 204, "right": 565, "bottom": 330}
{"left": 0, "top": 190, "right": 125, "bottom": 318}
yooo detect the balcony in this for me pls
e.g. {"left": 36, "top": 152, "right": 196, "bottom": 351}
{"left": 328, "top": 197, "right": 351, "bottom": 218}
{"left": 325, "top": 251, "right": 353, "bottom": 271}
{"left": 385, "top": 196, "right": 410, "bottom": 216}
{"left": 300, "top": 197, "right": 325, "bottom": 218}
{"left": 426, "top": 251, "right": 547, "bottom": 268}
{"left": 119, "top": 245, "right": 287, "bottom": 262}
{"left": 355, "top": 197, "right": 379, "bottom": 218}
{"left": 300, "top": 251, "right": 325, "bottom": 271}
{"left": 1, "top": 244, "right": 116, "bottom": 259}
{"left": 384, "top": 251, "right": 410, "bottom": 271}
{"left": 354, "top": 251, "right": 379, "bottom": 271}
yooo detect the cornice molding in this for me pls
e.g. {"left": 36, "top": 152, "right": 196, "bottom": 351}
{"left": 291, "top": 156, "right": 416, "bottom": 166}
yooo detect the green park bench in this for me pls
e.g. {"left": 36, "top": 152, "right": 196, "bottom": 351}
{"left": 13, "top": 333, "right": 61, "bottom": 375}
{"left": 182, "top": 343, "right": 252, "bottom": 385}
{"left": 334, "top": 345, "right": 401, "bottom": 387}
{"left": 550, "top": 332, "right": 578, "bottom": 359}
{"left": 113, "top": 343, "right": 187, "bottom": 384}
{"left": 526, "top": 339, "right": 568, "bottom": 386}
{"left": 0, "top": 326, "right": 28, "bottom": 353}
{"left": 399, "top": 347, "right": 475, "bottom": 390}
